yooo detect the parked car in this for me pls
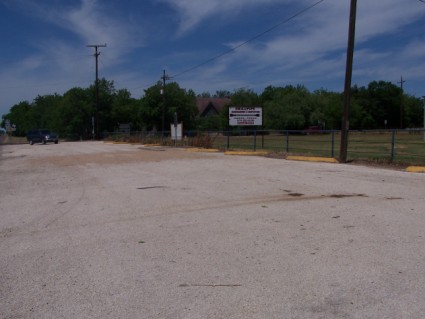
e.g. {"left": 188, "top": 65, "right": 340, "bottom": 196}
{"left": 27, "top": 129, "right": 59, "bottom": 145}
{"left": 305, "top": 126, "right": 323, "bottom": 135}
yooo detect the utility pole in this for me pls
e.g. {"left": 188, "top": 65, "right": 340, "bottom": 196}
{"left": 339, "top": 0, "right": 357, "bottom": 163}
{"left": 398, "top": 76, "right": 405, "bottom": 129}
{"left": 160, "top": 69, "right": 170, "bottom": 136}
{"left": 87, "top": 44, "right": 107, "bottom": 139}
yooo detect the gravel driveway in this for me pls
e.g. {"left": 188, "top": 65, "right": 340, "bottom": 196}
{"left": 1, "top": 141, "right": 425, "bottom": 318}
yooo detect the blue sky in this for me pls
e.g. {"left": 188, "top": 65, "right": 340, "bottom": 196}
{"left": 1, "top": 0, "right": 425, "bottom": 117}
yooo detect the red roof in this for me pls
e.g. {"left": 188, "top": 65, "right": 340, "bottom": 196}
{"left": 196, "top": 98, "right": 231, "bottom": 116}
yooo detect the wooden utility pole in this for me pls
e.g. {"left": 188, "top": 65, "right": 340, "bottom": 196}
{"left": 339, "top": 0, "right": 357, "bottom": 163}
{"left": 87, "top": 44, "right": 107, "bottom": 139}
{"left": 398, "top": 76, "right": 405, "bottom": 129}
{"left": 160, "top": 69, "right": 170, "bottom": 135}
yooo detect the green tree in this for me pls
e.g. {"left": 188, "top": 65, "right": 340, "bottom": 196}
{"left": 59, "top": 87, "right": 93, "bottom": 139}
{"left": 195, "top": 114, "right": 222, "bottom": 131}
{"left": 231, "top": 88, "right": 260, "bottom": 106}
{"left": 4, "top": 101, "right": 33, "bottom": 136}
{"left": 352, "top": 81, "right": 402, "bottom": 129}
{"left": 163, "top": 83, "right": 198, "bottom": 130}
{"left": 110, "top": 89, "right": 142, "bottom": 130}
{"left": 312, "top": 89, "right": 342, "bottom": 130}
{"left": 198, "top": 92, "right": 211, "bottom": 98}
{"left": 262, "top": 85, "right": 311, "bottom": 130}
{"left": 140, "top": 82, "right": 198, "bottom": 132}
{"left": 90, "top": 79, "right": 117, "bottom": 134}
{"left": 2, "top": 77, "right": 424, "bottom": 137}
{"left": 403, "top": 95, "right": 424, "bottom": 128}
{"left": 140, "top": 82, "right": 166, "bottom": 131}
{"left": 32, "top": 94, "right": 63, "bottom": 132}
{"left": 214, "top": 90, "right": 232, "bottom": 98}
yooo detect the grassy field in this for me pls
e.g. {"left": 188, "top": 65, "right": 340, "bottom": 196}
{"left": 347, "top": 131, "right": 425, "bottom": 165}
{"left": 210, "top": 130, "right": 425, "bottom": 166}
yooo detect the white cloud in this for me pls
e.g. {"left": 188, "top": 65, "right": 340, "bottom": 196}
{"left": 158, "top": 0, "right": 295, "bottom": 35}
{"left": 60, "top": 1, "right": 146, "bottom": 65}
{"left": 11, "top": 0, "right": 145, "bottom": 62}
{"left": 175, "top": 0, "right": 425, "bottom": 93}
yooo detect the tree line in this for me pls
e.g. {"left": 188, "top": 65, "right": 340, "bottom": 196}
{"left": 1, "top": 78, "right": 423, "bottom": 139}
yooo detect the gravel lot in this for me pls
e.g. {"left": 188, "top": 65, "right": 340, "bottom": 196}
{"left": 1, "top": 141, "right": 425, "bottom": 319}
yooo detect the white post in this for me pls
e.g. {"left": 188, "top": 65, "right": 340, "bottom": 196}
{"left": 423, "top": 104, "right": 425, "bottom": 142}
{"left": 423, "top": 96, "right": 425, "bottom": 142}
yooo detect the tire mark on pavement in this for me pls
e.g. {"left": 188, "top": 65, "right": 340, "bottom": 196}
{"left": 1, "top": 193, "right": 368, "bottom": 239}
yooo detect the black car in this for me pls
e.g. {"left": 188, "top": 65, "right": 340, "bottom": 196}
{"left": 27, "top": 129, "right": 59, "bottom": 145}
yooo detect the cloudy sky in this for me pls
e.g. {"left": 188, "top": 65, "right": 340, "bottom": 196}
{"left": 1, "top": 0, "right": 425, "bottom": 116}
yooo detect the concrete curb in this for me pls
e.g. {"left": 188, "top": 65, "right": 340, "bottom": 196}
{"left": 225, "top": 150, "right": 269, "bottom": 156}
{"left": 98, "top": 143, "right": 425, "bottom": 172}
{"left": 286, "top": 155, "right": 339, "bottom": 164}
{"left": 186, "top": 148, "right": 220, "bottom": 153}
{"left": 104, "top": 141, "right": 134, "bottom": 145}
{"left": 406, "top": 166, "right": 425, "bottom": 173}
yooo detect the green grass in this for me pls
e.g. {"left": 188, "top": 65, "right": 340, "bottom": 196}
{"left": 347, "top": 131, "right": 425, "bottom": 165}
{"left": 212, "top": 131, "right": 425, "bottom": 166}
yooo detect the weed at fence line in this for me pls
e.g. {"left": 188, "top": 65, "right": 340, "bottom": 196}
{"left": 187, "top": 133, "right": 217, "bottom": 149}
{"left": 0, "top": 135, "right": 27, "bottom": 144}
{"left": 105, "top": 133, "right": 163, "bottom": 145}
{"left": 104, "top": 132, "right": 218, "bottom": 149}
{"left": 104, "top": 135, "right": 139, "bottom": 143}
{"left": 102, "top": 130, "right": 424, "bottom": 166}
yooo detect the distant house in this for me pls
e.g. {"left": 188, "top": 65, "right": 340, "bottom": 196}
{"left": 196, "top": 98, "right": 231, "bottom": 117}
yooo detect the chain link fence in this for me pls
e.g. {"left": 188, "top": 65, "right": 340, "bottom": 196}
{"left": 103, "top": 129, "right": 425, "bottom": 166}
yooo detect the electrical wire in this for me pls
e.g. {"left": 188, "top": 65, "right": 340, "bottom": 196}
{"left": 129, "top": 0, "right": 325, "bottom": 92}
{"left": 2, "top": 1, "right": 325, "bottom": 94}
{"left": 170, "top": 0, "right": 325, "bottom": 79}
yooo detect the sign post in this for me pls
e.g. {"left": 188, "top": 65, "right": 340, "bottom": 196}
{"left": 173, "top": 112, "right": 178, "bottom": 146}
{"left": 228, "top": 106, "right": 263, "bottom": 151}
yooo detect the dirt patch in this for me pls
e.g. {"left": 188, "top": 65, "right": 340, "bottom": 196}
{"left": 267, "top": 152, "right": 410, "bottom": 171}
{"left": 30, "top": 148, "right": 212, "bottom": 167}
{"left": 348, "top": 159, "right": 409, "bottom": 171}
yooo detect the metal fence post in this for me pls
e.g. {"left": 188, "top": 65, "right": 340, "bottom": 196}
{"left": 262, "top": 132, "right": 265, "bottom": 149}
{"left": 331, "top": 130, "right": 335, "bottom": 158}
{"left": 286, "top": 131, "right": 289, "bottom": 153}
{"left": 253, "top": 129, "right": 257, "bottom": 151}
{"left": 391, "top": 129, "right": 395, "bottom": 162}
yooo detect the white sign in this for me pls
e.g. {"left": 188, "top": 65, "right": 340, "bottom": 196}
{"left": 170, "top": 123, "right": 183, "bottom": 140}
{"left": 229, "top": 106, "right": 263, "bottom": 126}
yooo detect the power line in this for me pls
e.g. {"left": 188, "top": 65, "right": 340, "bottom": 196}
{"left": 170, "top": 0, "right": 325, "bottom": 79}
{"left": 128, "top": 0, "right": 325, "bottom": 92}
{"left": 2, "top": 1, "right": 325, "bottom": 95}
